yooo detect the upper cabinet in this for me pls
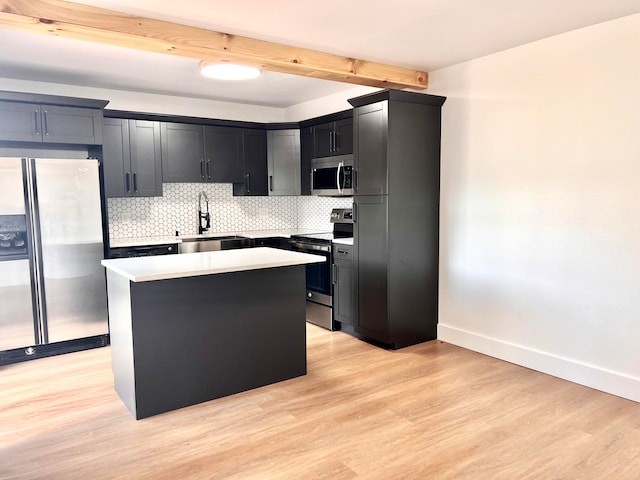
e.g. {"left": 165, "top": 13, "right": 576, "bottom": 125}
{"left": 204, "top": 126, "right": 244, "bottom": 183}
{"left": 267, "top": 129, "right": 300, "bottom": 196}
{"left": 300, "top": 126, "right": 314, "bottom": 196}
{"left": 160, "top": 123, "right": 203, "bottom": 182}
{"left": 0, "top": 101, "right": 103, "bottom": 145}
{"left": 233, "top": 129, "right": 268, "bottom": 196}
{"left": 353, "top": 102, "right": 388, "bottom": 196}
{"left": 161, "top": 123, "right": 243, "bottom": 183}
{"left": 103, "top": 118, "right": 162, "bottom": 198}
{"left": 299, "top": 110, "right": 353, "bottom": 195}
{"left": 312, "top": 117, "right": 353, "bottom": 158}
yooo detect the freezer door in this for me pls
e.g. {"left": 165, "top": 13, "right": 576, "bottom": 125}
{"left": 0, "top": 259, "right": 37, "bottom": 350}
{"left": 31, "top": 158, "right": 108, "bottom": 342}
{"left": 0, "top": 158, "right": 38, "bottom": 350}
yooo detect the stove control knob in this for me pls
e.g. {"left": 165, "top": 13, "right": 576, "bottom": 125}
{"left": 307, "top": 292, "right": 312, "bottom": 298}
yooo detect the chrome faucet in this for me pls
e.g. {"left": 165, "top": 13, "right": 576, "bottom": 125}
{"left": 198, "top": 191, "right": 210, "bottom": 234}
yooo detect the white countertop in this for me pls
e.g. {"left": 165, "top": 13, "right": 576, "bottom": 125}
{"left": 109, "top": 229, "right": 329, "bottom": 248}
{"left": 101, "top": 247, "right": 325, "bottom": 282}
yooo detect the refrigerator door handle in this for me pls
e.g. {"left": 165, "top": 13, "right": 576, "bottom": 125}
{"left": 24, "top": 158, "right": 48, "bottom": 344}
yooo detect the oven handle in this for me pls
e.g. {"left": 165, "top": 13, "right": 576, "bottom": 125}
{"left": 288, "top": 240, "right": 331, "bottom": 253}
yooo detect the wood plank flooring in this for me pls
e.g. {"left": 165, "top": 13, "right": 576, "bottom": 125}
{"left": 1, "top": 324, "right": 639, "bottom": 479}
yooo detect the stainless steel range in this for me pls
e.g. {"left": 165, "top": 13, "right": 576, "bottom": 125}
{"left": 289, "top": 208, "right": 353, "bottom": 330}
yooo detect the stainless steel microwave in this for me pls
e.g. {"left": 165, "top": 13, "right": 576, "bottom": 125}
{"left": 310, "top": 154, "right": 354, "bottom": 196}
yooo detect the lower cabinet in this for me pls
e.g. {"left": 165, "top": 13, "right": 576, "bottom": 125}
{"left": 103, "top": 118, "right": 162, "bottom": 197}
{"left": 107, "top": 243, "right": 178, "bottom": 258}
{"left": 353, "top": 196, "right": 390, "bottom": 342}
{"left": 254, "top": 237, "right": 289, "bottom": 249}
{"left": 333, "top": 243, "right": 355, "bottom": 326}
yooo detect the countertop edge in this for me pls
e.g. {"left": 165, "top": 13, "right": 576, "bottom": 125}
{"left": 102, "top": 248, "right": 325, "bottom": 282}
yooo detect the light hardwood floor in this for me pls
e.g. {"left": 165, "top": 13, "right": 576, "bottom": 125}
{"left": 1, "top": 324, "right": 639, "bottom": 479}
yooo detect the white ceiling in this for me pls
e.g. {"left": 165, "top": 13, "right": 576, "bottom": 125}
{"left": 1, "top": 0, "right": 639, "bottom": 108}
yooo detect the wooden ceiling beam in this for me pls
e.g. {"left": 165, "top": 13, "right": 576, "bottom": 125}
{"left": 0, "top": 0, "right": 428, "bottom": 90}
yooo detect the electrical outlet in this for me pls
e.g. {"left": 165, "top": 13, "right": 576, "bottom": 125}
{"left": 258, "top": 208, "right": 268, "bottom": 217}
{"left": 121, "top": 212, "right": 132, "bottom": 222}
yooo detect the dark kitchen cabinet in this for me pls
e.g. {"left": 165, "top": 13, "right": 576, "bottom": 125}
{"left": 0, "top": 101, "right": 103, "bottom": 144}
{"left": 254, "top": 237, "right": 288, "bottom": 249}
{"left": 233, "top": 129, "right": 268, "bottom": 196}
{"left": 353, "top": 196, "right": 389, "bottom": 339}
{"left": 107, "top": 243, "right": 178, "bottom": 258}
{"left": 267, "top": 129, "right": 300, "bottom": 196}
{"left": 204, "top": 126, "right": 243, "bottom": 183}
{"left": 333, "top": 243, "right": 355, "bottom": 326}
{"left": 353, "top": 102, "right": 388, "bottom": 196}
{"left": 161, "top": 123, "right": 242, "bottom": 183}
{"left": 313, "top": 117, "right": 353, "bottom": 158}
{"left": 160, "top": 123, "right": 203, "bottom": 182}
{"left": 103, "top": 118, "right": 162, "bottom": 197}
{"left": 300, "top": 126, "right": 314, "bottom": 195}
{"left": 349, "top": 90, "right": 446, "bottom": 349}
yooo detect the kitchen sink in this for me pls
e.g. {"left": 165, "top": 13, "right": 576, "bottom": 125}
{"left": 178, "top": 236, "right": 253, "bottom": 254}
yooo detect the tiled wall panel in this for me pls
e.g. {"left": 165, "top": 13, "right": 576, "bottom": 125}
{"left": 107, "top": 183, "right": 351, "bottom": 238}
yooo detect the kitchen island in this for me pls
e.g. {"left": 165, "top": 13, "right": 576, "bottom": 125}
{"left": 101, "top": 247, "right": 324, "bottom": 419}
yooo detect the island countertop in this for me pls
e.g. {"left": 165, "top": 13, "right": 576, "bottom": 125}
{"left": 101, "top": 247, "right": 325, "bottom": 282}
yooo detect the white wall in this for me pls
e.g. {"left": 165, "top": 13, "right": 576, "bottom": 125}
{"left": 0, "top": 78, "right": 285, "bottom": 122}
{"left": 430, "top": 14, "right": 640, "bottom": 402}
{"left": 283, "top": 85, "right": 379, "bottom": 121}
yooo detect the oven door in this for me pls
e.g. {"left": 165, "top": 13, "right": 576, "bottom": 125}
{"left": 288, "top": 240, "right": 332, "bottom": 306}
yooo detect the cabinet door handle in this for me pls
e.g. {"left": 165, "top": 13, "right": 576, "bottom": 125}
{"left": 133, "top": 172, "right": 138, "bottom": 192}
{"left": 246, "top": 173, "right": 250, "bottom": 193}
{"left": 353, "top": 202, "right": 357, "bottom": 223}
{"left": 200, "top": 159, "right": 205, "bottom": 179}
{"left": 269, "top": 175, "right": 273, "bottom": 192}
{"left": 334, "top": 131, "right": 340, "bottom": 152}
{"left": 337, "top": 249, "right": 349, "bottom": 255}
{"left": 43, "top": 110, "right": 49, "bottom": 136}
{"left": 330, "top": 131, "right": 334, "bottom": 152}
{"left": 332, "top": 264, "right": 337, "bottom": 284}
{"left": 125, "top": 172, "right": 131, "bottom": 192}
{"left": 34, "top": 110, "right": 41, "bottom": 136}
{"left": 206, "top": 159, "right": 211, "bottom": 180}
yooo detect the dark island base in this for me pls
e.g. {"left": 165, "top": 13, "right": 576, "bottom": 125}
{"left": 107, "top": 265, "right": 307, "bottom": 419}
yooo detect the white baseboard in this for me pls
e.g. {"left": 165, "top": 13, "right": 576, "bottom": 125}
{"left": 438, "top": 323, "right": 640, "bottom": 403}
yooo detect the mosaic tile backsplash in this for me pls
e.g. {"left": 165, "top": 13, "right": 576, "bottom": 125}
{"left": 107, "top": 183, "right": 352, "bottom": 239}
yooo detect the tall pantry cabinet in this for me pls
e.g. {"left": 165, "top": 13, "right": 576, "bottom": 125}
{"left": 348, "top": 90, "right": 446, "bottom": 349}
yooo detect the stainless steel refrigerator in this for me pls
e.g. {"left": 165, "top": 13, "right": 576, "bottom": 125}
{"left": 0, "top": 157, "right": 108, "bottom": 364}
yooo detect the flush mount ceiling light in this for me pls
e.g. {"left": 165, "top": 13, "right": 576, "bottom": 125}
{"left": 199, "top": 61, "right": 261, "bottom": 81}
